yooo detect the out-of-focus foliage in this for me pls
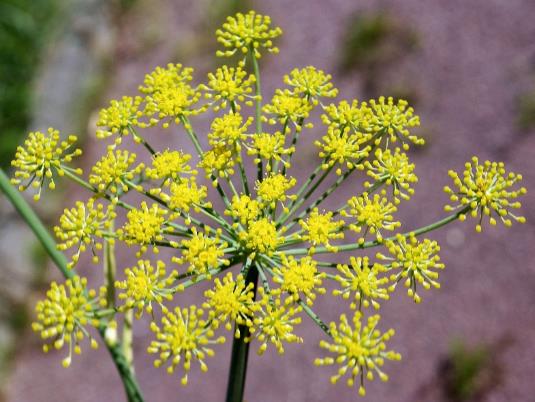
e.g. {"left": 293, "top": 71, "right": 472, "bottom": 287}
{"left": 0, "top": 0, "right": 59, "bottom": 168}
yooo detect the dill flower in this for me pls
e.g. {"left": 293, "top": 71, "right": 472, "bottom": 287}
{"left": 208, "top": 112, "right": 252, "bottom": 150}
{"left": 118, "top": 202, "right": 168, "bottom": 255}
{"left": 139, "top": 63, "right": 194, "bottom": 94}
{"left": 367, "top": 96, "right": 422, "bottom": 149}
{"left": 54, "top": 198, "right": 116, "bottom": 268}
{"left": 89, "top": 149, "right": 144, "bottom": 195}
{"left": 332, "top": 257, "right": 390, "bottom": 310}
{"left": 173, "top": 228, "right": 229, "bottom": 277}
{"left": 284, "top": 66, "right": 338, "bottom": 100}
{"left": 148, "top": 305, "right": 225, "bottom": 385}
{"left": 226, "top": 194, "right": 261, "bottom": 225}
{"left": 377, "top": 234, "right": 444, "bottom": 303}
{"left": 145, "top": 150, "right": 196, "bottom": 184}
{"left": 256, "top": 173, "right": 297, "bottom": 210}
{"left": 203, "top": 63, "right": 256, "bottom": 111}
{"left": 203, "top": 273, "right": 256, "bottom": 335}
{"left": 444, "top": 157, "right": 527, "bottom": 232}
{"left": 96, "top": 96, "right": 143, "bottom": 141}
{"left": 200, "top": 145, "right": 236, "bottom": 182}
{"left": 263, "top": 89, "right": 314, "bottom": 127}
{"left": 272, "top": 255, "right": 326, "bottom": 305}
{"left": 32, "top": 276, "right": 103, "bottom": 368}
{"left": 216, "top": 11, "right": 282, "bottom": 58}
{"left": 365, "top": 147, "right": 417, "bottom": 203}
{"left": 239, "top": 217, "right": 280, "bottom": 257}
{"left": 298, "top": 208, "right": 344, "bottom": 254}
{"left": 115, "top": 260, "right": 177, "bottom": 318}
{"left": 342, "top": 193, "right": 401, "bottom": 243}
{"left": 166, "top": 176, "right": 210, "bottom": 213}
{"left": 316, "top": 126, "right": 371, "bottom": 173}
{"left": 250, "top": 292, "right": 303, "bottom": 355}
{"left": 315, "top": 312, "right": 401, "bottom": 396}
{"left": 247, "top": 132, "right": 294, "bottom": 169}
{"left": 10, "top": 128, "right": 82, "bottom": 200}
{"left": 321, "top": 100, "right": 370, "bottom": 133}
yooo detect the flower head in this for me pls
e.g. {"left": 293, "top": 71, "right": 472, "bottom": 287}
{"left": 315, "top": 312, "right": 401, "bottom": 396}
{"left": 148, "top": 305, "right": 225, "bottom": 385}
{"left": 272, "top": 255, "right": 326, "bottom": 305}
{"left": 444, "top": 157, "right": 527, "bottom": 232}
{"left": 203, "top": 273, "right": 256, "bottom": 335}
{"left": 145, "top": 150, "right": 195, "bottom": 184}
{"left": 263, "top": 89, "right": 313, "bottom": 126}
{"left": 377, "top": 234, "right": 444, "bottom": 303}
{"left": 118, "top": 202, "right": 168, "bottom": 255}
{"left": 54, "top": 198, "right": 116, "bottom": 268}
{"left": 173, "top": 228, "right": 229, "bottom": 277}
{"left": 251, "top": 291, "right": 303, "bottom": 355}
{"left": 366, "top": 96, "right": 422, "bottom": 149}
{"left": 342, "top": 193, "right": 400, "bottom": 243}
{"left": 203, "top": 63, "right": 256, "bottom": 110}
{"left": 365, "top": 147, "right": 417, "bottom": 203}
{"left": 96, "top": 96, "right": 143, "bottom": 141}
{"left": 321, "top": 100, "right": 371, "bottom": 133}
{"left": 208, "top": 112, "right": 251, "bottom": 150}
{"left": 89, "top": 149, "right": 144, "bottom": 196}
{"left": 256, "top": 173, "right": 297, "bottom": 210}
{"left": 239, "top": 217, "right": 280, "bottom": 256}
{"left": 11, "top": 128, "right": 82, "bottom": 200}
{"left": 332, "top": 257, "right": 390, "bottom": 310}
{"left": 315, "top": 126, "right": 371, "bottom": 173}
{"left": 226, "top": 194, "right": 261, "bottom": 225}
{"left": 32, "top": 276, "right": 103, "bottom": 368}
{"left": 200, "top": 145, "right": 237, "bottom": 181}
{"left": 299, "top": 208, "right": 344, "bottom": 253}
{"left": 247, "top": 132, "right": 294, "bottom": 169}
{"left": 166, "top": 176, "right": 210, "bottom": 213}
{"left": 284, "top": 66, "right": 338, "bottom": 100}
{"left": 216, "top": 11, "right": 282, "bottom": 58}
{"left": 116, "top": 260, "right": 177, "bottom": 318}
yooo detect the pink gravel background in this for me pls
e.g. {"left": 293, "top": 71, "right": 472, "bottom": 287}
{"left": 5, "top": 0, "right": 535, "bottom": 401}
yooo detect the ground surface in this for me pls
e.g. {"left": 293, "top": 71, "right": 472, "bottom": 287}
{"left": 4, "top": 0, "right": 535, "bottom": 401}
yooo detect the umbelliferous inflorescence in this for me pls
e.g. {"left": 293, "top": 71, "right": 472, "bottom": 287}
{"left": 11, "top": 10, "right": 526, "bottom": 397}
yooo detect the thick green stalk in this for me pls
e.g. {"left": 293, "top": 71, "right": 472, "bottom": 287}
{"left": 225, "top": 264, "right": 258, "bottom": 402}
{"left": 0, "top": 169, "right": 145, "bottom": 402}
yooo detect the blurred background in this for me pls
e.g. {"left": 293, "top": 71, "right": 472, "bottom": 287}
{"left": 1, "top": 0, "right": 535, "bottom": 401}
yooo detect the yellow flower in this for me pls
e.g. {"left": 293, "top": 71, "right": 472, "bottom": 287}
{"left": 321, "top": 100, "right": 371, "bottom": 133}
{"left": 203, "top": 273, "right": 256, "bottom": 335}
{"left": 239, "top": 217, "right": 280, "bottom": 256}
{"left": 216, "top": 11, "right": 282, "bottom": 58}
{"left": 377, "top": 234, "right": 444, "bottom": 303}
{"left": 166, "top": 176, "right": 210, "bottom": 213}
{"left": 208, "top": 112, "right": 252, "bottom": 150}
{"left": 444, "top": 157, "right": 527, "bottom": 232}
{"left": 315, "top": 312, "right": 400, "bottom": 396}
{"left": 148, "top": 305, "right": 225, "bottom": 385}
{"left": 118, "top": 202, "right": 168, "bottom": 255}
{"left": 96, "top": 96, "right": 143, "bottom": 141}
{"left": 366, "top": 96, "right": 422, "bottom": 149}
{"left": 284, "top": 66, "right": 338, "bottom": 100}
{"left": 365, "top": 147, "right": 418, "bottom": 203}
{"left": 263, "top": 89, "right": 313, "bottom": 126}
{"left": 251, "top": 291, "right": 302, "bottom": 355}
{"left": 145, "top": 150, "right": 196, "bottom": 184}
{"left": 256, "top": 173, "right": 297, "bottom": 210}
{"left": 140, "top": 64, "right": 203, "bottom": 128}
{"left": 115, "top": 260, "right": 177, "bottom": 318}
{"left": 54, "top": 198, "right": 116, "bottom": 268}
{"left": 11, "top": 128, "right": 82, "bottom": 201}
{"left": 200, "top": 145, "right": 237, "bottom": 182}
{"left": 203, "top": 63, "right": 257, "bottom": 111}
{"left": 225, "top": 194, "right": 261, "bottom": 225}
{"left": 332, "top": 256, "right": 390, "bottom": 310}
{"left": 89, "top": 149, "right": 144, "bottom": 196}
{"left": 247, "top": 132, "right": 294, "bottom": 169}
{"left": 342, "top": 193, "right": 400, "bottom": 243}
{"left": 272, "top": 255, "right": 326, "bottom": 305}
{"left": 299, "top": 208, "right": 344, "bottom": 253}
{"left": 315, "top": 126, "right": 371, "bottom": 173}
{"left": 32, "top": 276, "right": 103, "bottom": 368}
{"left": 173, "top": 228, "right": 229, "bottom": 277}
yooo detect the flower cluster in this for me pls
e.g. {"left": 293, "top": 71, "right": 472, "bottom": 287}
{"left": 16, "top": 9, "right": 526, "bottom": 399}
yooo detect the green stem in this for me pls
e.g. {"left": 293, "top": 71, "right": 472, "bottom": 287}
{"left": 0, "top": 169, "right": 145, "bottom": 402}
{"left": 283, "top": 206, "right": 471, "bottom": 256}
{"left": 225, "top": 263, "right": 258, "bottom": 402}
{"left": 250, "top": 49, "right": 263, "bottom": 182}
